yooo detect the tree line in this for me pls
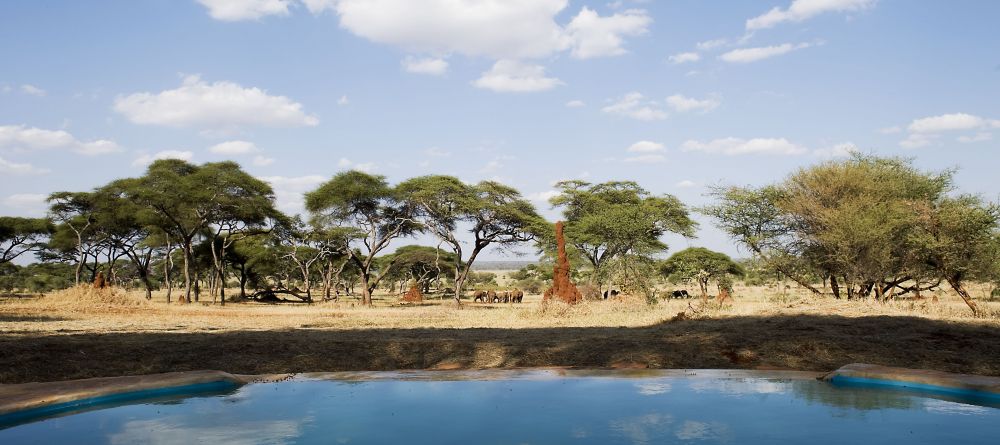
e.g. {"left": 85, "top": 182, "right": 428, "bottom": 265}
{"left": 1, "top": 155, "right": 997, "bottom": 310}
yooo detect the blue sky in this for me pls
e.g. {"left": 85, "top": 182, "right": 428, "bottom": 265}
{"left": 1, "top": 0, "right": 998, "bottom": 260}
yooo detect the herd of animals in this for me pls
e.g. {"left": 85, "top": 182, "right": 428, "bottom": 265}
{"left": 467, "top": 288, "right": 693, "bottom": 303}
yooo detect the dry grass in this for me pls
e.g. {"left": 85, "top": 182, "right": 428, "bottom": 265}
{"left": 1, "top": 282, "right": 998, "bottom": 384}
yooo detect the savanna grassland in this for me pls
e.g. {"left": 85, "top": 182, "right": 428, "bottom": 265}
{"left": 3, "top": 275, "right": 999, "bottom": 384}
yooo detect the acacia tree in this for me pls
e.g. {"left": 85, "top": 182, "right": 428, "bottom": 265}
{"left": 550, "top": 180, "right": 696, "bottom": 292}
{"left": 0, "top": 217, "right": 52, "bottom": 264}
{"left": 381, "top": 244, "right": 459, "bottom": 293}
{"left": 47, "top": 192, "right": 98, "bottom": 284}
{"left": 305, "top": 171, "right": 421, "bottom": 306}
{"left": 660, "top": 247, "right": 744, "bottom": 301}
{"left": 704, "top": 155, "right": 999, "bottom": 313}
{"left": 397, "top": 175, "right": 545, "bottom": 305}
{"left": 91, "top": 183, "right": 160, "bottom": 299}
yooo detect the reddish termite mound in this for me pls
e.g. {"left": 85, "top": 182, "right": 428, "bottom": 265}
{"left": 402, "top": 283, "right": 423, "bottom": 303}
{"left": 543, "top": 221, "right": 582, "bottom": 304}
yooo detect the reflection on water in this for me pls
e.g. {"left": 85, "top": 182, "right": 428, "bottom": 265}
{"left": 1, "top": 373, "right": 997, "bottom": 444}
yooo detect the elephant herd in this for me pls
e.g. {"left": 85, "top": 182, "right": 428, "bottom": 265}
{"left": 472, "top": 289, "right": 524, "bottom": 303}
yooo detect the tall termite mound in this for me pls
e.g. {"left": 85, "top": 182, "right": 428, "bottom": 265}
{"left": 543, "top": 221, "right": 582, "bottom": 304}
{"left": 402, "top": 280, "right": 423, "bottom": 303}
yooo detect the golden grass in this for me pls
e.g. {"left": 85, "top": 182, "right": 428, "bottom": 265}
{"left": 1, "top": 282, "right": 999, "bottom": 383}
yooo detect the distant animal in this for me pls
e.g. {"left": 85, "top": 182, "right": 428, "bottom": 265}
{"left": 496, "top": 290, "right": 510, "bottom": 303}
{"left": 487, "top": 289, "right": 498, "bottom": 303}
{"left": 510, "top": 288, "right": 524, "bottom": 303}
{"left": 670, "top": 290, "right": 691, "bottom": 299}
{"left": 473, "top": 290, "right": 488, "bottom": 302}
{"left": 603, "top": 289, "right": 620, "bottom": 299}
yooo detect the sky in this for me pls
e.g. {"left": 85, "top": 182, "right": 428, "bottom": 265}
{"left": 1, "top": 0, "right": 999, "bottom": 261}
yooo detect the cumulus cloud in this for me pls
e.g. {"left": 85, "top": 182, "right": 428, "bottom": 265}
{"left": 401, "top": 56, "right": 449, "bottom": 76}
{"left": 602, "top": 92, "right": 667, "bottom": 121}
{"left": 898, "top": 113, "right": 997, "bottom": 148}
{"left": 0, "top": 156, "right": 50, "bottom": 175}
{"left": 665, "top": 94, "right": 720, "bottom": 113}
{"left": 696, "top": 39, "right": 729, "bottom": 50}
{"left": 681, "top": 137, "right": 806, "bottom": 155}
{"left": 2, "top": 193, "right": 48, "bottom": 216}
{"left": 747, "top": 0, "right": 876, "bottom": 31}
{"left": 565, "top": 100, "right": 586, "bottom": 108}
{"left": 114, "top": 75, "right": 318, "bottom": 130}
{"left": 337, "top": 157, "right": 375, "bottom": 172}
{"left": 668, "top": 52, "right": 700, "bottom": 64}
{"left": 908, "top": 113, "right": 989, "bottom": 133}
{"left": 472, "top": 60, "right": 563, "bottom": 93}
{"left": 0, "top": 125, "right": 121, "bottom": 155}
{"left": 337, "top": 95, "right": 350, "bottom": 106}
{"left": 623, "top": 154, "right": 666, "bottom": 163}
{"left": 20, "top": 84, "right": 46, "bottom": 97}
{"left": 719, "top": 42, "right": 813, "bottom": 63}
{"left": 252, "top": 155, "right": 276, "bottom": 166}
{"left": 564, "top": 7, "right": 651, "bottom": 59}
{"left": 260, "top": 174, "right": 326, "bottom": 216}
{"left": 208, "top": 140, "right": 258, "bottom": 155}
{"left": 813, "top": 142, "right": 858, "bottom": 158}
{"left": 675, "top": 180, "right": 697, "bottom": 188}
{"left": 527, "top": 190, "right": 560, "bottom": 203}
{"left": 627, "top": 140, "right": 665, "bottom": 153}
{"left": 196, "top": 0, "right": 291, "bottom": 21}
{"left": 132, "top": 150, "right": 194, "bottom": 167}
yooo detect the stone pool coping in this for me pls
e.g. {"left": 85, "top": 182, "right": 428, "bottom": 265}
{"left": 2, "top": 365, "right": 999, "bottom": 423}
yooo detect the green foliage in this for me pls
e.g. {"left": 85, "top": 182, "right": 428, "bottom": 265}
{"left": 0, "top": 216, "right": 53, "bottom": 264}
{"left": 704, "top": 154, "right": 1000, "bottom": 311}
{"left": 660, "top": 247, "right": 744, "bottom": 298}
{"left": 550, "top": 180, "right": 696, "bottom": 285}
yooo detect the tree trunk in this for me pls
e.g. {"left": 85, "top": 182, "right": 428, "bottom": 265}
{"left": 946, "top": 275, "right": 979, "bottom": 315}
{"left": 181, "top": 241, "right": 192, "bottom": 303}
{"left": 699, "top": 278, "right": 709, "bottom": 302}
{"left": 164, "top": 242, "right": 174, "bottom": 303}
{"left": 830, "top": 275, "right": 841, "bottom": 299}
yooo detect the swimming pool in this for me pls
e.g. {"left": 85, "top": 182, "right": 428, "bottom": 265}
{"left": 1, "top": 370, "right": 997, "bottom": 444}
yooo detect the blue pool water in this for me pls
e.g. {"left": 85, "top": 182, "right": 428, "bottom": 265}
{"left": 2, "top": 371, "right": 997, "bottom": 444}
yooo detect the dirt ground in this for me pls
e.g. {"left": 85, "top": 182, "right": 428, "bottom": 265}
{"left": 1, "top": 283, "right": 999, "bottom": 384}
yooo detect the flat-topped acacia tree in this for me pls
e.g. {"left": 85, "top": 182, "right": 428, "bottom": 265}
{"left": 0, "top": 216, "right": 52, "bottom": 265}
{"left": 305, "top": 171, "right": 422, "bottom": 306}
{"left": 397, "top": 175, "right": 546, "bottom": 306}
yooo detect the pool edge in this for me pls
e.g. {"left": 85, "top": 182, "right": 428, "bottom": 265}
{"left": 821, "top": 363, "right": 1000, "bottom": 400}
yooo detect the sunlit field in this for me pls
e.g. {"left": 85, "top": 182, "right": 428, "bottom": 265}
{"left": 3, "top": 271, "right": 998, "bottom": 384}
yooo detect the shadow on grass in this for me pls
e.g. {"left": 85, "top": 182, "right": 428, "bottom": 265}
{"left": 2, "top": 314, "right": 999, "bottom": 384}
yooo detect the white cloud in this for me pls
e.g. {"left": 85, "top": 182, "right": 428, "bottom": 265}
{"left": 527, "top": 190, "right": 560, "bottom": 203}
{"left": 196, "top": 0, "right": 291, "bottom": 21}
{"left": 2, "top": 193, "right": 48, "bottom": 216}
{"left": 602, "top": 92, "right": 667, "bottom": 121}
{"left": 333, "top": 1, "right": 648, "bottom": 60}
{"left": 719, "top": 42, "right": 813, "bottom": 63}
{"left": 899, "top": 133, "right": 934, "bottom": 149}
{"left": 300, "top": 0, "right": 336, "bottom": 14}
{"left": 336, "top": 157, "right": 375, "bottom": 172}
{"left": 114, "top": 75, "right": 318, "bottom": 129}
{"left": 675, "top": 180, "right": 697, "bottom": 188}
{"left": 252, "top": 155, "right": 276, "bottom": 166}
{"left": 0, "top": 125, "right": 121, "bottom": 156}
{"left": 627, "top": 140, "right": 665, "bottom": 153}
{"left": 472, "top": 60, "right": 563, "bottom": 93}
{"left": 132, "top": 150, "right": 194, "bottom": 167}
{"left": 908, "top": 113, "right": 988, "bottom": 133}
{"left": 337, "top": 95, "right": 350, "bottom": 106}
{"left": 957, "top": 132, "right": 992, "bottom": 143}
{"left": 20, "top": 84, "right": 46, "bottom": 97}
{"left": 747, "top": 0, "right": 876, "bottom": 31}
{"left": 565, "top": 100, "right": 586, "bottom": 108}
{"left": 813, "top": 142, "right": 858, "bottom": 158}
{"left": 623, "top": 154, "right": 666, "bottom": 163}
{"left": 564, "top": 7, "right": 651, "bottom": 59}
{"left": 681, "top": 137, "right": 806, "bottom": 155}
{"left": 208, "top": 140, "right": 258, "bottom": 155}
{"left": 424, "top": 147, "right": 451, "bottom": 157}
{"left": 0, "top": 156, "right": 49, "bottom": 175}
{"left": 668, "top": 52, "right": 700, "bottom": 64}
{"left": 696, "top": 39, "right": 729, "bottom": 50}
{"left": 260, "top": 174, "right": 326, "bottom": 216}
{"left": 401, "top": 56, "right": 449, "bottom": 76}
{"left": 665, "top": 94, "right": 720, "bottom": 113}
